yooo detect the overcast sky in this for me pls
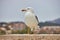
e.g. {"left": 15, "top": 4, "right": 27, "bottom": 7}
{"left": 0, "top": 0, "right": 60, "bottom": 22}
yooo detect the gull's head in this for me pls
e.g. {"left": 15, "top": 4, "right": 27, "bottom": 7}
{"left": 21, "top": 7, "right": 34, "bottom": 13}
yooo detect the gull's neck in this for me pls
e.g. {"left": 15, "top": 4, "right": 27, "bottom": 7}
{"left": 26, "top": 11, "right": 34, "bottom": 13}
{"left": 25, "top": 11, "right": 34, "bottom": 16}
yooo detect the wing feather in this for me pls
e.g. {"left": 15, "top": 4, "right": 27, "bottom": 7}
{"left": 35, "top": 16, "right": 39, "bottom": 24}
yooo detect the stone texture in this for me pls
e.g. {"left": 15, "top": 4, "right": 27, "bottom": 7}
{"left": 0, "top": 34, "right": 60, "bottom": 40}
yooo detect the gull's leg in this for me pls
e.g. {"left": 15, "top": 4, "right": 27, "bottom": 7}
{"left": 27, "top": 28, "right": 30, "bottom": 34}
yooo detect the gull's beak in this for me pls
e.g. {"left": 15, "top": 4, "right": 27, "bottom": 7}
{"left": 21, "top": 8, "right": 27, "bottom": 12}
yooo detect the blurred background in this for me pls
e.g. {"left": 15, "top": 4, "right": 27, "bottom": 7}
{"left": 0, "top": 0, "right": 60, "bottom": 22}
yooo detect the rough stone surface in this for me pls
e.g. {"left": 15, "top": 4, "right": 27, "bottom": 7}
{"left": 0, "top": 34, "right": 60, "bottom": 40}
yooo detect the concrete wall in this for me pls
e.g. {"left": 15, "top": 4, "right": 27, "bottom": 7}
{"left": 0, "top": 34, "right": 60, "bottom": 40}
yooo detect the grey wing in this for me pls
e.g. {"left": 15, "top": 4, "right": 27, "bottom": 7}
{"left": 35, "top": 16, "right": 39, "bottom": 23}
